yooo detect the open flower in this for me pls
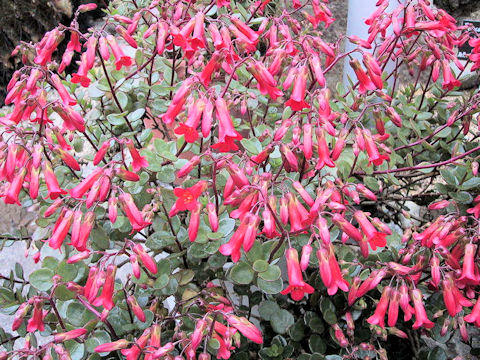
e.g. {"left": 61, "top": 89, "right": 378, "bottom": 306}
{"left": 281, "top": 248, "right": 315, "bottom": 301}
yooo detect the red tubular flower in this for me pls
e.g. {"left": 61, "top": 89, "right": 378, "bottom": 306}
{"left": 353, "top": 210, "right": 387, "bottom": 251}
{"left": 363, "top": 129, "right": 388, "bottom": 166}
{"left": 219, "top": 213, "right": 259, "bottom": 262}
{"left": 388, "top": 288, "right": 400, "bottom": 327}
{"left": 52, "top": 103, "right": 86, "bottom": 132}
{"left": 309, "top": 54, "right": 326, "bottom": 87}
{"left": 94, "top": 141, "right": 110, "bottom": 165}
{"left": 54, "top": 146, "right": 80, "bottom": 171}
{"left": 127, "top": 295, "right": 146, "bottom": 322}
{"left": 411, "top": 289, "right": 434, "bottom": 329}
{"left": 121, "top": 328, "right": 150, "bottom": 360}
{"left": 202, "top": 98, "right": 214, "bottom": 138}
{"left": 211, "top": 98, "right": 243, "bottom": 152}
{"left": 247, "top": 61, "right": 283, "bottom": 100}
{"left": 94, "top": 264, "right": 116, "bottom": 310}
{"left": 12, "top": 302, "right": 30, "bottom": 331}
{"left": 281, "top": 248, "right": 315, "bottom": 301}
{"left": 124, "top": 139, "right": 148, "bottom": 172}
{"left": 4, "top": 168, "right": 26, "bottom": 205}
{"left": 133, "top": 244, "right": 157, "bottom": 274}
{"left": 69, "top": 210, "right": 83, "bottom": 248}
{"left": 326, "top": 244, "right": 349, "bottom": 295}
{"left": 173, "top": 180, "right": 207, "bottom": 212}
{"left": 317, "top": 247, "right": 332, "bottom": 288}
{"left": 75, "top": 211, "right": 95, "bottom": 251}
{"left": 442, "top": 275, "right": 463, "bottom": 317}
{"left": 300, "top": 244, "right": 313, "bottom": 271}
{"left": 458, "top": 243, "right": 479, "bottom": 285}
{"left": 315, "top": 128, "right": 335, "bottom": 170}
{"left": 144, "top": 325, "right": 161, "bottom": 360}
{"left": 332, "top": 213, "right": 368, "bottom": 257}
{"left": 292, "top": 181, "right": 314, "bottom": 207}
{"left": 26, "top": 299, "right": 44, "bottom": 333}
{"left": 350, "top": 59, "right": 376, "bottom": 94}
{"left": 285, "top": 66, "right": 310, "bottom": 111}
{"left": 66, "top": 250, "right": 91, "bottom": 264}
{"left": 71, "top": 53, "right": 91, "bottom": 87}
{"left": 206, "top": 202, "right": 219, "bottom": 232}
{"left": 70, "top": 167, "right": 104, "bottom": 199}
{"left": 287, "top": 192, "right": 309, "bottom": 232}
{"left": 172, "top": 17, "right": 195, "bottom": 48}
{"left": 109, "top": 196, "right": 118, "bottom": 224}
{"left": 175, "top": 97, "right": 205, "bottom": 143}
{"left": 48, "top": 210, "right": 74, "bottom": 249}
{"left": 226, "top": 315, "right": 263, "bottom": 344}
{"left": 188, "top": 202, "right": 202, "bottom": 242}
{"left": 106, "top": 35, "right": 132, "bottom": 70}
{"left": 116, "top": 25, "right": 138, "bottom": 49}
{"left": 50, "top": 74, "right": 76, "bottom": 106}
{"left": 441, "top": 60, "right": 461, "bottom": 91}
{"left": 27, "top": 166, "right": 40, "bottom": 200}
{"left": 54, "top": 328, "right": 87, "bottom": 343}
{"left": 464, "top": 294, "right": 480, "bottom": 327}
{"left": 119, "top": 193, "right": 151, "bottom": 232}
{"left": 95, "top": 339, "right": 130, "bottom": 353}
{"left": 199, "top": 51, "right": 224, "bottom": 87}
{"left": 367, "top": 286, "right": 391, "bottom": 328}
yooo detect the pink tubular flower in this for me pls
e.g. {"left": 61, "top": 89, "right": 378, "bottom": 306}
{"left": 226, "top": 315, "right": 263, "bottom": 344}
{"left": 206, "top": 202, "right": 219, "bottom": 232}
{"left": 458, "top": 243, "right": 479, "bottom": 285}
{"left": 121, "top": 329, "right": 150, "bottom": 360}
{"left": 94, "top": 264, "right": 116, "bottom": 310}
{"left": 367, "top": 286, "right": 391, "bottom": 328}
{"left": 315, "top": 128, "right": 335, "bottom": 170}
{"left": 52, "top": 103, "right": 86, "bottom": 133}
{"left": 332, "top": 213, "right": 368, "bottom": 257}
{"left": 188, "top": 202, "right": 202, "bottom": 242}
{"left": 119, "top": 193, "right": 151, "bottom": 232}
{"left": 281, "top": 248, "right": 315, "bottom": 301}
{"left": 285, "top": 66, "right": 310, "bottom": 111}
{"left": 133, "top": 244, "right": 157, "bottom": 274}
{"left": 50, "top": 74, "right": 76, "bottom": 106}
{"left": 43, "top": 161, "right": 68, "bottom": 200}
{"left": 95, "top": 339, "right": 130, "bottom": 353}
{"left": 127, "top": 295, "right": 145, "bottom": 322}
{"left": 70, "top": 167, "right": 104, "bottom": 199}
{"left": 124, "top": 139, "right": 148, "bottom": 172}
{"left": 465, "top": 295, "right": 480, "bottom": 327}
{"left": 211, "top": 98, "right": 243, "bottom": 152}
{"left": 54, "top": 328, "right": 87, "bottom": 343}
{"left": 26, "top": 299, "right": 44, "bottom": 333}
{"left": 106, "top": 35, "right": 132, "bottom": 70}
{"left": 219, "top": 213, "right": 259, "bottom": 262}
{"left": 353, "top": 210, "right": 387, "bottom": 251}
{"left": 350, "top": 59, "right": 376, "bottom": 94}
{"left": 411, "top": 289, "right": 434, "bottom": 329}
{"left": 4, "top": 168, "right": 26, "bottom": 205}
{"left": 174, "top": 97, "right": 205, "bottom": 143}
{"left": 12, "top": 302, "right": 30, "bottom": 331}
{"left": 48, "top": 210, "right": 74, "bottom": 249}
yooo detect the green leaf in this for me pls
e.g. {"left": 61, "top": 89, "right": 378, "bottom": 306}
{"left": 258, "top": 300, "right": 280, "bottom": 321}
{"left": 29, "top": 268, "right": 54, "bottom": 292}
{"left": 257, "top": 278, "right": 283, "bottom": 294}
{"left": 56, "top": 261, "right": 78, "bottom": 282}
{"left": 258, "top": 264, "right": 281, "bottom": 281}
{"left": 230, "top": 262, "right": 254, "bottom": 285}
{"left": 240, "top": 138, "right": 262, "bottom": 155}
{"left": 106, "top": 112, "right": 128, "bottom": 126}
{"left": 252, "top": 260, "right": 269, "bottom": 273}
{"left": 427, "top": 347, "right": 447, "bottom": 360}
{"left": 449, "top": 191, "right": 473, "bottom": 204}
{"left": 128, "top": 108, "right": 145, "bottom": 122}
{"left": 440, "top": 169, "right": 458, "bottom": 186}
{"left": 309, "top": 334, "right": 326, "bottom": 354}
{"left": 320, "top": 298, "right": 337, "bottom": 325}
{"left": 270, "top": 309, "right": 294, "bottom": 334}
{"left": 85, "top": 331, "right": 111, "bottom": 353}
{"left": 460, "top": 177, "right": 480, "bottom": 190}
{"left": 64, "top": 340, "right": 84, "bottom": 360}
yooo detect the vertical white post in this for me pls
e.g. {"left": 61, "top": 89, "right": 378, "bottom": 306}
{"left": 343, "top": 0, "right": 403, "bottom": 87}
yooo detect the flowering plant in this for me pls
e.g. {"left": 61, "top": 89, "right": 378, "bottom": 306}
{"left": 1, "top": 0, "right": 480, "bottom": 359}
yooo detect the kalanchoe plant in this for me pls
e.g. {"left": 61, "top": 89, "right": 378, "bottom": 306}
{"left": 1, "top": 0, "right": 480, "bottom": 359}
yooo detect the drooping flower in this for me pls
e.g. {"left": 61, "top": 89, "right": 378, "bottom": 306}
{"left": 285, "top": 66, "right": 310, "bottom": 111}
{"left": 411, "top": 289, "right": 434, "bottom": 329}
{"left": 94, "top": 264, "right": 116, "bottom": 310}
{"left": 281, "top": 248, "right": 315, "bottom": 301}
{"left": 106, "top": 35, "right": 133, "bottom": 70}
{"left": 211, "top": 98, "right": 243, "bottom": 152}
{"left": 226, "top": 315, "right": 263, "bottom": 344}
{"left": 26, "top": 299, "right": 45, "bottom": 332}
{"left": 124, "top": 139, "right": 148, "bottom": 172}
{"left": 353, "top": 210, "right": 387, "bottom": 251}
{"left": 119, "top": 193, "right": 151, "bottom": 232}
{"left": 367, "top": 286, "right": 391, "bottom": 328}
{"left": 219, "top": 212, "right": 259, "bottom": 262}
